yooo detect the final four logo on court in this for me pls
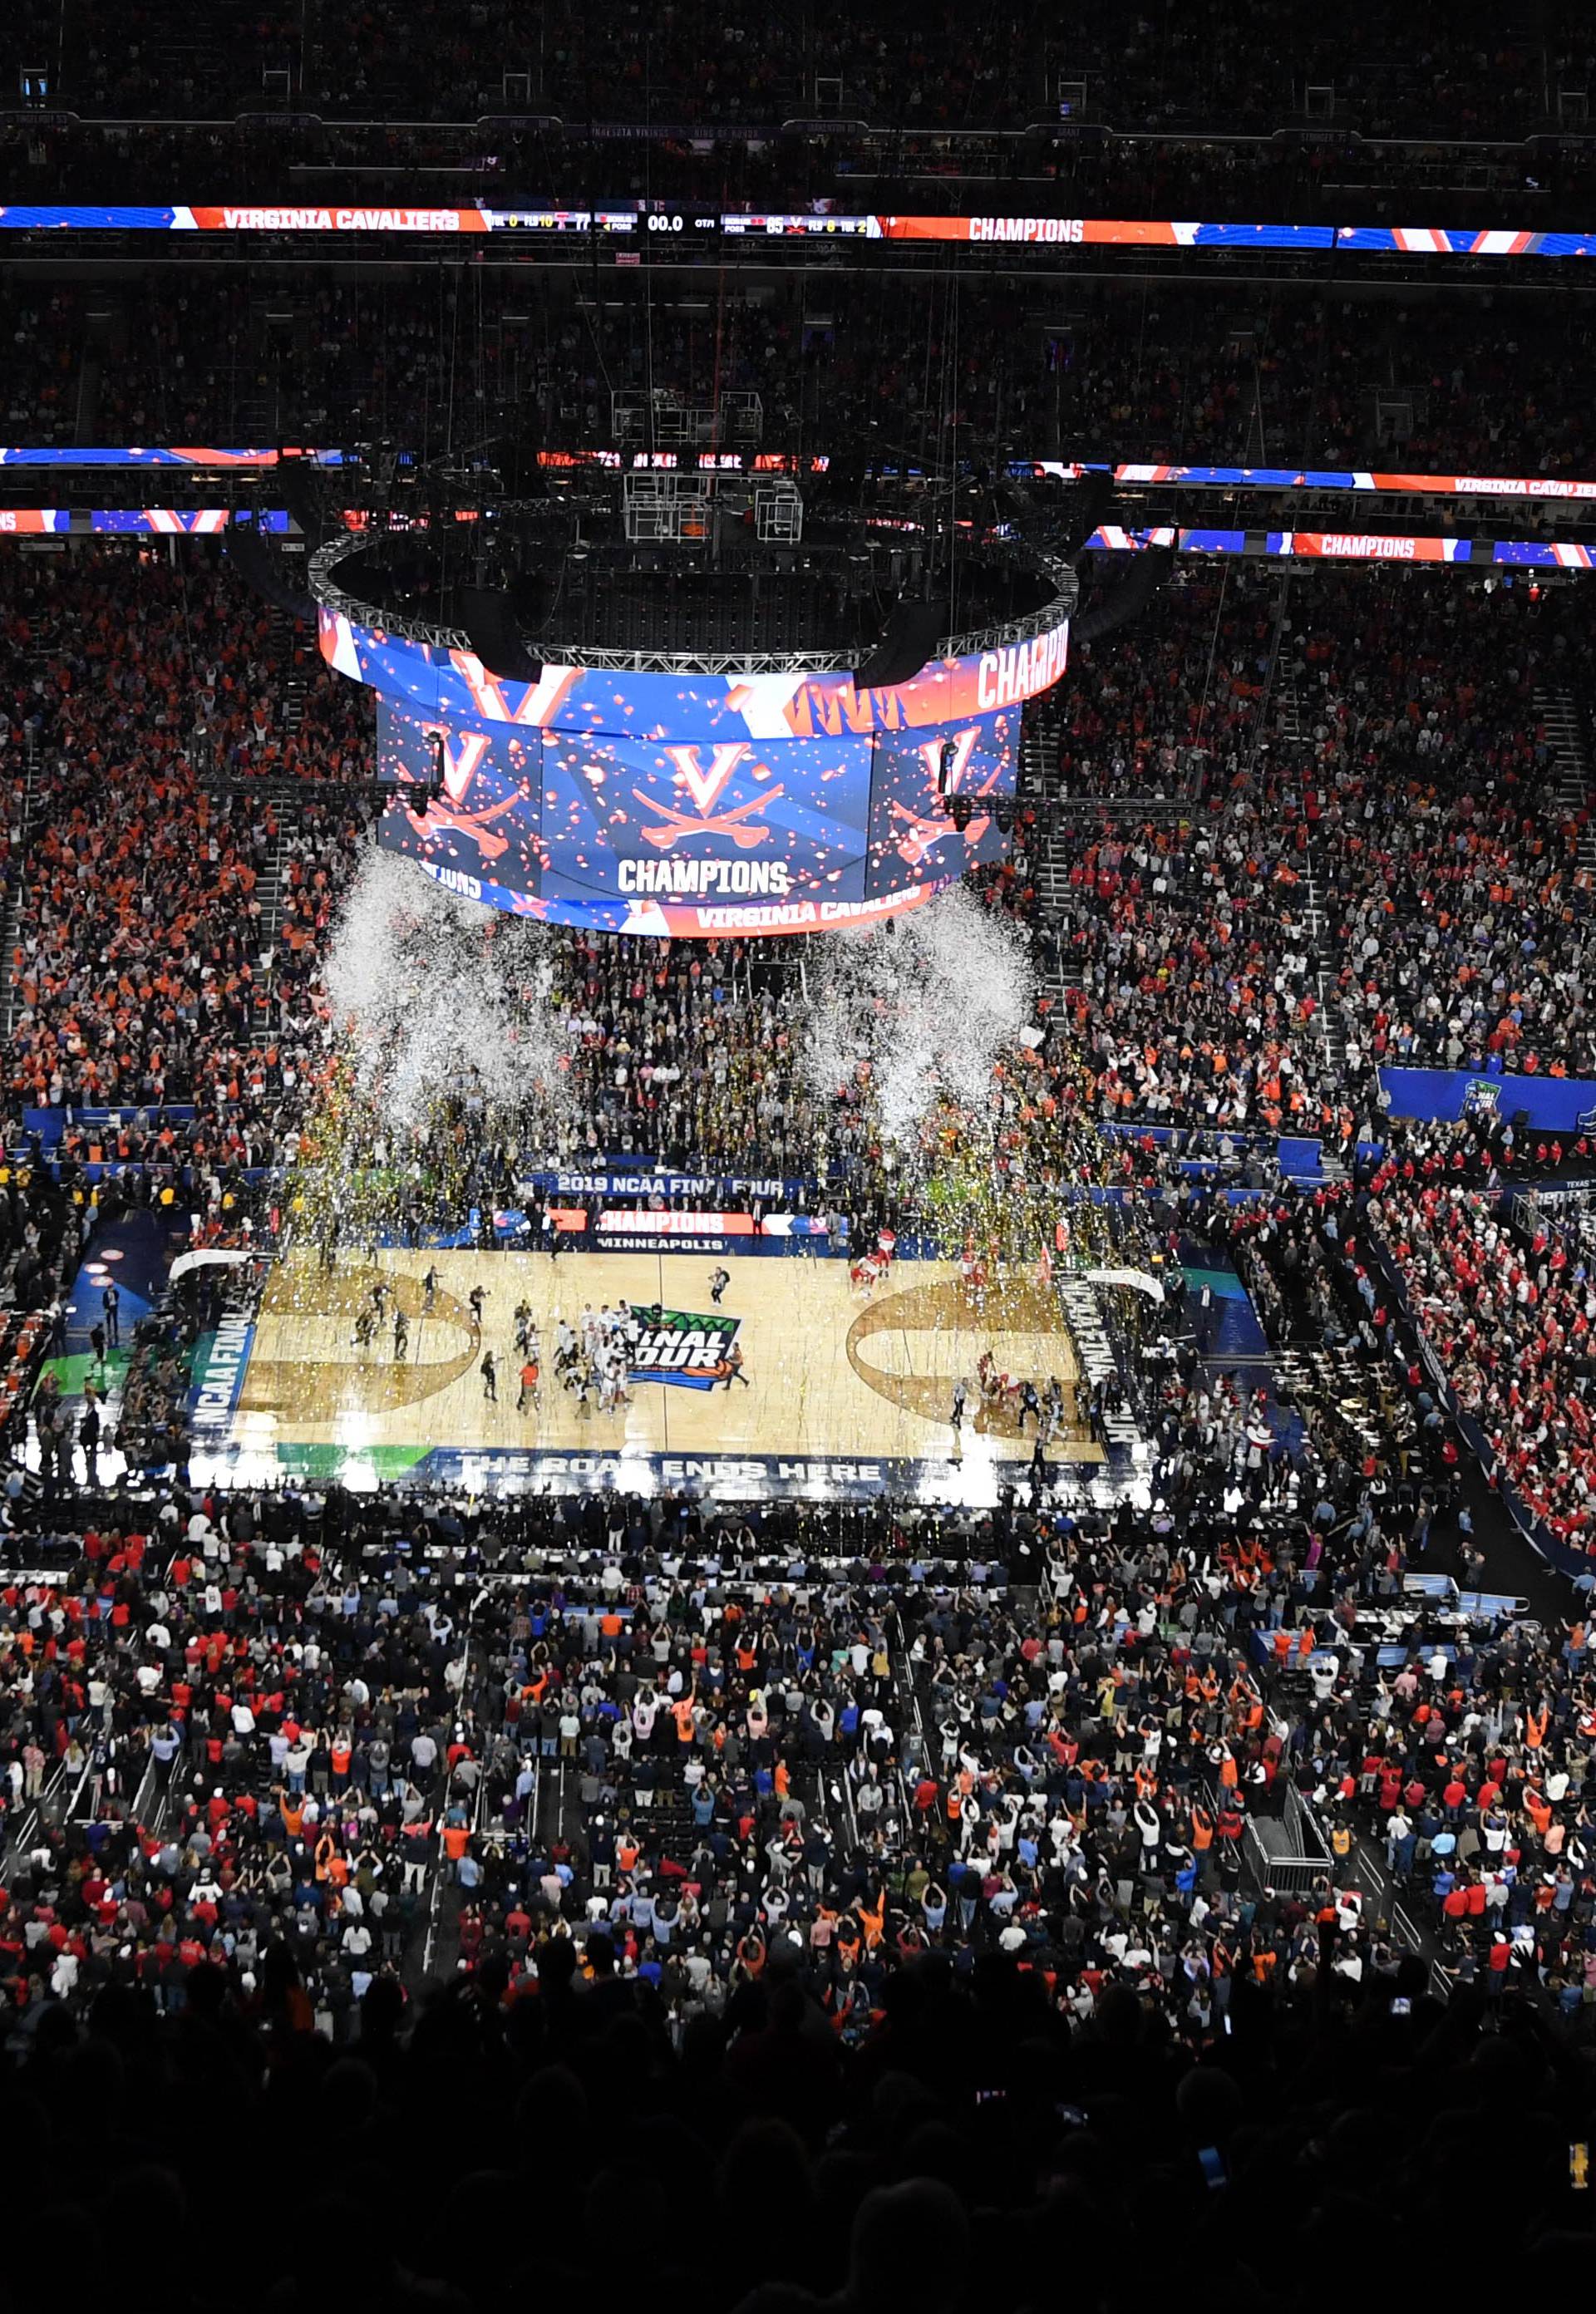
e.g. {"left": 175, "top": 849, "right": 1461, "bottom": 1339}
{"left": 627, "top": 1305, "right": 741, "bottom": 1390}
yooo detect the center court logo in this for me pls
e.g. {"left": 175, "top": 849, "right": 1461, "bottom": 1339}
{"left": 626, "top": 1303, "right": 741, "bottom": 1390}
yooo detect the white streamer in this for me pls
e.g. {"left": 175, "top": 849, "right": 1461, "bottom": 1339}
{"left": 323, "top": 849, "right": 576, "bottom": 1138}
{"left": 803, "top": 888, "right": 1033, "bottom": 1156}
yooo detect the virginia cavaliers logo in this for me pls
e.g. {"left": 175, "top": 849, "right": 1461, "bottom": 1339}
{"left": 886, "top": 726, "right": 991, "bottom": 869}
{"left": 447, "top": 649, "right": 577, "bottom": 731}
{"left": 633, "top": 742, "right": 784, "bottom": 850}
{"left": 436, "top": 730, "right": 490, "bottom": 805}
{"left": 917, "top": 726, "right": 978, "bottom": 795}
{"left": 402, "top": 726, "right": 521, "bottom": 861}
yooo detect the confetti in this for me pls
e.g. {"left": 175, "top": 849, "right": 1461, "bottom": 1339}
{"left": 803, "top": 887, "right": 1034, "bottom": 1158}
{"left": 323, "top": 849, "right": 578, "bottom": 1139}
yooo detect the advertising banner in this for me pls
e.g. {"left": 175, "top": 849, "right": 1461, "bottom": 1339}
{"left": 879, "top": 216, "right": 1332, "bottom": 248}
{"left": 0, "top": 208, "right": 1594, "bottom": 264}
{"left": 595, "top": 1209, "right": 756, "bottom": 1236}
{"left": 520, "top": 1169, "right": 811, "bottom": 1199}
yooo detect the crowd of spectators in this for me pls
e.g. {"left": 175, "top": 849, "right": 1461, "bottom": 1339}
{"left": 2, "top": 0, "right": 1587, "bottom": 149}
{"left": 1357, "top": 1156, "right": 1596, "bottom": 1556}
{"left": 0, "top": 551, "right": 367, "bottom": 1190}
{"left": 1279, "top": 573, "right": 1596, "bottom": 1081}
{"left": 0, "top": 525, "right": 1587, "bottom": 2297}
{"left": 1047, "top": 565, "right": 1596, "bottom": 1130}
{"left": 9, "top": 265, "right": 1596, "bottom": 489}
{"left": 0, "top": 1479, "right": 466, "bottom": 2046}
{"left": 5, "top": 1312, "right": 1595, "bottom": 2307}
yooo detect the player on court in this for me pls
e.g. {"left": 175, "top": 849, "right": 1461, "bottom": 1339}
{"left": 518, "top": 1338, "right": 540, "bottom": 1414}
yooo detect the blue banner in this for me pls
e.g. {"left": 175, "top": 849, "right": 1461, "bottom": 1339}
{"left": 1378, "top": 1067, "right": 1596, "bottom": 1133}
{"left": 22, "top": 1101, "right": 198, "bottom": 1150}
{"left": 1097, "top": 1120, "right": 1325, "bottom": 1181}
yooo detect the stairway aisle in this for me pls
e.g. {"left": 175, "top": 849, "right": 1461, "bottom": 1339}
{"left": 1535, "top": 682, "right": 1596, "bottom": 880}
{"left": 1, "top": 723, "right": 42, "bottom": 1041}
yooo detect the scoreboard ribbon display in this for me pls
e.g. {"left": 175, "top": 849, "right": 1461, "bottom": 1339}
{"left": 2, "top": 207, "right": 1596, "bottom": 258}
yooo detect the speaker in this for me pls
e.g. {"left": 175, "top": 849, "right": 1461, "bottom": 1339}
{"left": 276, "top": 464, "right": 326, "bottom": 550}
{"left": 854, "top": 598, "right": 948, "bottom": 689}
{"left": 1510, "top": 1108, "right": 1532, "bottom": 1131}
{"left": 455, "top": 585, "right": 544, "bottom": 683}
{"left": 1071, "top": 549, "right": 1173, "bottom": 645}
{"left": 1065, "top": 468, "right": 1116, "bottom": 554}
{"left": 224, "top": 527, "right": 315, "bottom": 622}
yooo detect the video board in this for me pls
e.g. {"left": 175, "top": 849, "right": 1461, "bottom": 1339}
{"left": 340, "top": 615, "right": 1067, "bottom": 935}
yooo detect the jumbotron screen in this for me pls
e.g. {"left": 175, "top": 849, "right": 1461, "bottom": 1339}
{"left": 323, "top": 607, "right": 1066, "bottom": 935}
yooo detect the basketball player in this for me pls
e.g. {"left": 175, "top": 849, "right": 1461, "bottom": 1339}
{"left": 518, "top": 1343, "right": 540, "bottom": 1413}
{"left": 709, "top": 1266, "right": 731, "bottom": 1306}
{"left": 393, "top": 1309, "right": 409, "bottom": 1362}
{"left": 422, "top": 1264, "right": 441, "bottom": 1313}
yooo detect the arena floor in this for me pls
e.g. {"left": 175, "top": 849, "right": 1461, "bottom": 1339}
{"left": 206, "top": 1248, "right": 1102, "bottom": 1499}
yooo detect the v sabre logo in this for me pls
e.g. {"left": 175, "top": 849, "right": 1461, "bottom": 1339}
{"left": 664, "top": 741, "right": 753, "bottom": 815}
{"left": 633, "top": 741, "right": 782, "bottom": 850}
{"left": 401, "top": 728, "right": 522, "bottom": 860}
{"left": 427, "top": 727, "right": 490, "bottom": 805}
{"left": 884, "top": 727, "right": 993, "bottom": 869}
{"left": 919, "top": 726, "right": 979, "bottom": 795}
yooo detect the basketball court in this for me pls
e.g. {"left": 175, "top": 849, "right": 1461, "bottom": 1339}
{"left": 200, "top": 1248, "right": 1102, "bottom": 1499}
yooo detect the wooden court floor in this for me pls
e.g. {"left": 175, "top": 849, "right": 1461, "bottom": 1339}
{"left": 231, "top": 1249, "right": 1104, "bottom": 1471}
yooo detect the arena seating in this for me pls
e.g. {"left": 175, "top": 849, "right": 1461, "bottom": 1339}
{"left": 1037, "top": 565, "right": 1596, "bottom": 1130}
{"left": 0, "top": 1, "right": 1581, "bottom": 145}
{"left": 7, "top": 269, "right": 1596, "bottom": 486}
{"left": 0, "top": 177, "right": 1594, "bottom": 2289}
